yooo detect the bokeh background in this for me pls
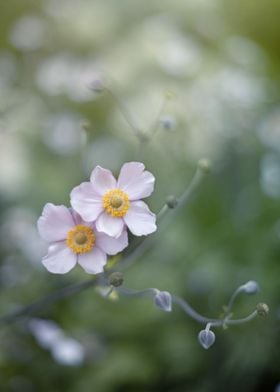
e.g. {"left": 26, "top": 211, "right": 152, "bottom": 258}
{"left": 0, "top": 0, "right": 280, "bottom": 391}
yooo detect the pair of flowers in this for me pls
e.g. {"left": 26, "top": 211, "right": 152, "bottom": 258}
{"left": 38, "top": 162, "right": 157, "bottom": 275}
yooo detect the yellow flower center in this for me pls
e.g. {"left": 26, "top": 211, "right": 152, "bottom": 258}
{"left": 103, "top": 188, "right": 130, "bottom": 218}
{"left": 66, "top": 225, "right": 95, "bottom": 254}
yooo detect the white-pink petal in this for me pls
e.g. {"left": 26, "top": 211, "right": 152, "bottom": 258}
{"left": 96, "top": 212, "right": 124, "bottom": 238}
{"left": 90, "top": 166, "right": 117, "bottom": 196}
{"left": 42, "top": 242, "right": 77, "bottom": 274}
{"left": 117, "top": 162, "right": 155, "bottom": 200}
{"left": 78, "top": 247, "right": 107, "bottom": 274}
{"left": 38, "top": 203, "right": 74, "bottom": 243}
{"left": 124, "top": 200, "right": 157, "bottom": 236}
{"left": 70, "top": 182, "right": 103, "bottom": 222}
{"left": 96, "top": 229, "right": 128, "bottom": 255}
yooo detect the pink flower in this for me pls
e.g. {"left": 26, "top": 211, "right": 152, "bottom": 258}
{"left": 70, "top": 162, "right": 157, "bottom": 238}
{"left": 37, "top": 203, "right": 128, "bottom": 274}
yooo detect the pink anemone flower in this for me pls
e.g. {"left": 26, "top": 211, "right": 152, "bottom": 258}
{"left": 70, "top": 162, "right": 157, "bottom": 238}
{"left": 37, "top": 203, "right": 128, "bottom": 274}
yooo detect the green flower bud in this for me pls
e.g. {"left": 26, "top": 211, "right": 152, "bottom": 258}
{"left": 256, "top": 302, "right": 269, "bottom": 316}
{"left": 166, "top": 195, "right": 178, "bottom": 209}
{"left": 109, "top": 272, "right": 124, "bottom": 287}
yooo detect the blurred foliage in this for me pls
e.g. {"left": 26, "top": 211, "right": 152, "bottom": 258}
{"left": 0, "top": 0, "right": 280, "bottom": 391}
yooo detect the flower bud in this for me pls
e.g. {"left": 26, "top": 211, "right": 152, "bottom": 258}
{"left": 166, "top": 195, "right": 178, "bottom": 209}
{"left": 160, "top": 115, "right": 176, "bottom": 131}
{"left": 198, "top": 159, "right": 211, "bottom": 174}
{"left": 242, "top": 280, "right": 260, "bottom": 295}
{"left": 198, "top": 329, "right": 216, "bottom": 350}
{"left": 89, "top": 78, "right": 105, "bottom": 93}
{"left": 154, "top": 291, "right": 172, "bottom": 312}
{"left": 109, "top": 272, "right": 124, "bottom": 287}
{"left": 256, "top": 302, "right": 269, "bottom": 316}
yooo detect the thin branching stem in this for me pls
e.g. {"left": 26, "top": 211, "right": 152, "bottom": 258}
{"left": 0, "top": 278, "right": 97, "bottom": 325}
{"left": 105, "top": 87, "right": 142, "bottom": 139}
{"left": 172, "top": 295, "right": 258, "bottom": 327}
{"left": 118, "top": 164, "right": 208, "bottom": 270}
{"left": 117, "top": 289, "right": 258, "bottom": 329}
{"left": 0, "top": 163, "right": 210, "bottom": 326}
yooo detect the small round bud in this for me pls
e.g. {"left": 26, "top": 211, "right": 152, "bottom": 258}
{"left": 198, "top": 159, "right": 211, "bottom": 174}
{"left": 166, "top": 195, "right": 178, "bottom": 209}
{"left": 109, "top": 272, "right": 124, "bottom": 287}
{"left": 154, "top": 291, "right": 172, "bottom": 312}
{"left": 242, "top": 280, "right": 260, "bottom": 295}
{"left": 160, "top": 115, "right": 176, "bottom": 131}
{"left": 256, "top": 303, "right": 269, "bottom": 316}
{"left": 89, "top": 78, "right": 105, "bottom": 93}
{"left": 198, "top": 329, "right": 216, "bottom": 350}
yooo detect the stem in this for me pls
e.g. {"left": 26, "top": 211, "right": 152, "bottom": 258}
{"left": 179, "top": 167, "right": 206, "bottom": 207}
{"left": 225, "top": 286, "right": 244, "bottom": 315}
{"left": 156, "top": 204, "right": 169, "bottom": 221}
{"left": 0, "top": 278, "right": 97, "bottom": 325}
{"left": 172, "top": 295, "right": 218, "bottom": 324}
{"left": 105, "top": 87, "right": 142, "bottom": 139}
{"left": 225, "top": 310, "right": 258, "bottom": 325}
{"left": 117, "top": 289, "right": 258, "bottom": 329}
{"left": 146, "top": 95, "right": 167, "bottom": 140}
{"left": 117, "top": 287, "right": 158, "bottom": 298}
{"left": 105, "top": 286, "right": 114, "bottom": 298}
{"left": 0, "top": 163, "right": 208, "bottom": 325}
{"left": 119, "top": 164, "right": 208, "bottom": 270}
{"left": 172, "top": 295, "right": 258, "bottom": 327}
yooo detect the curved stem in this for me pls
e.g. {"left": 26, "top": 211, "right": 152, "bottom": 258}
{"left": 0, "top": 163, "right": 208, "bottom": 326}
{"left": 0, "top": 278, "right": 97, "bottom": 325}
{"left": 117, "top": 287, "right": 158, "bottom": 298}
{"left": 105, "top": 87, "right": 142, "bottom": 139}
{"left": 172, "top": 295, "right": 258, "bottom": 327}
{"left": 172, "top": 295, "right": 218, "bottom": 324}
{"left": 225, "top": 286, "right": 244, "bottom": 315}
{"left": 117, "top": 289, "right": 258, "bottom": 329}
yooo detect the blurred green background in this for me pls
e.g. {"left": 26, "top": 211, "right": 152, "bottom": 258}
{"left": 0, "top": 0, "right": 280, "bottom": 391}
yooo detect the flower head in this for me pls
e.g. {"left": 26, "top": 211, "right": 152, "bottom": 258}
{"left": 70, "top": 162, "right": 157, "bottom": 238}
{"left": 37, "top": 203, "right": 128, "bottom": 274}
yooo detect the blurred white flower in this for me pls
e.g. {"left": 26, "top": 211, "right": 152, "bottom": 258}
{"left": 0, "top": 135, "right": 30, "bottom": 196}
{"left": 258, "top": 108, "right": 280, "bottom": 152}
{"left": 41, "top": 113, "right": 87, "bottom": 155}
{"left": 141, "top": 16, "right": 202, "bottom": 77}
{"left": 0, "top": 207, "right": 46, "bottom": 264}
{"left": 50, "top": 337, "right": 85, "bottom": 366}
{"left": 260, "top": 153, "right": 280, "bottom": 198}
{"left": 0, "top": 53, "right": 18, "bottom": 88}
{"left": 224, "top": 36, "right": 267, "bottom": 71}
{"left": 29, "top": 318, "right": 85, "bottom": 366}
{"left": 44, "top": 0, "right": 119, "bottom": 46}
{"left": 9, "top": 15, "right": 47, "bottom": 51}
{"left": 29, "top": 319, "right": 63, "bottom": 349}
{"left": 36, "top": 53, "right": 103, "bottom": 102}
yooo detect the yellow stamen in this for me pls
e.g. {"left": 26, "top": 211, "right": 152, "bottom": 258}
{"left": 103, "top": 188, "right": 130, "bottom": 218}
{"left": 66, "top": 225, "right": 95, "bottom": 254}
